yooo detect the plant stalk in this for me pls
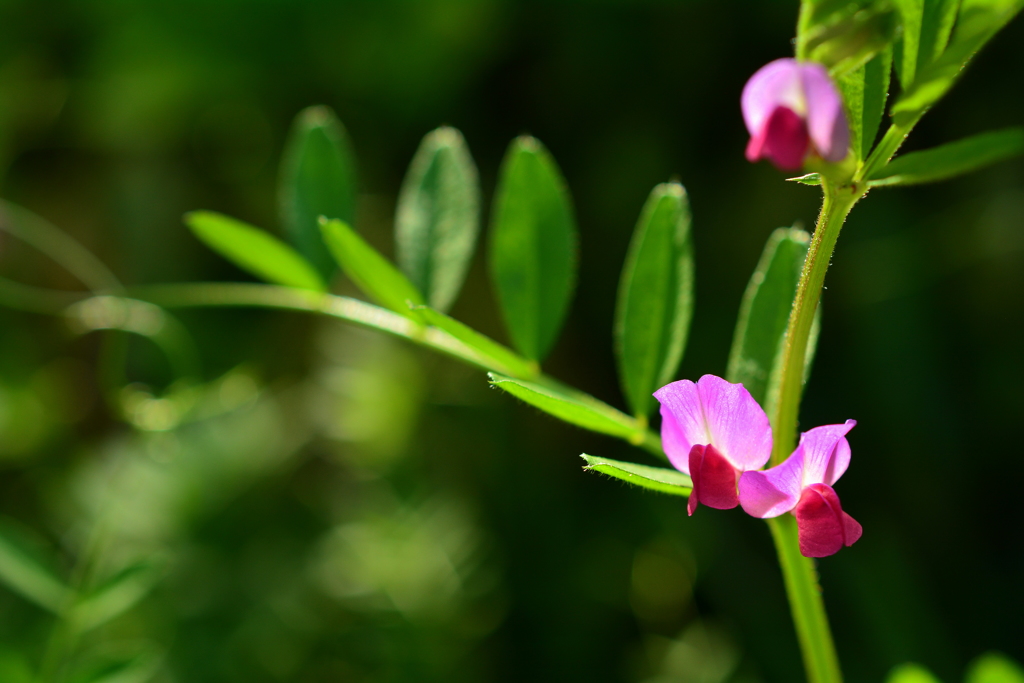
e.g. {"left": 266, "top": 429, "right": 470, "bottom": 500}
{"left": 767, "top": 175, "right": 863, "bottom": 683}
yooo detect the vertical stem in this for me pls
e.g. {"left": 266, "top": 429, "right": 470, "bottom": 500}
{"left": 767, "top": 176, "right": 863, "bottom": 683}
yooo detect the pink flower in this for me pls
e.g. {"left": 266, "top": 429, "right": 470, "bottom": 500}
{"left": 655, "top": 375, "right": 862, "bottom": 558}
{"left": 742, "top": 58, "right": 850, "bottom": 171}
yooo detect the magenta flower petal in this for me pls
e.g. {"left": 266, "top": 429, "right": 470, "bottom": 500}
{"left": 794, "top": 483, "right": 862, "bottom": 557}
{"left": 794, "top": 420, "right": 856, "bottom": 487}
{"left": 688, "top": 444, "right": 741, "bottom": 515}
{"left": 799, "top": 62, "right": 850, "bottom": 162}
{"left": 654, "top": 375, "right": 773, "bottom": 474}
{"left": 738, "top": 450, "right": 804, "bottom": 518}
{"left": 741, "top": 58, "right": 805, "bottom": 138}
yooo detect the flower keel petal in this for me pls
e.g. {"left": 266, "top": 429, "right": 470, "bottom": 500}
{"left": 794, "top": 483, "right": 861, "bottom": 557}
{"left": 688, "top": 444, "right": 740, "bottom": 515}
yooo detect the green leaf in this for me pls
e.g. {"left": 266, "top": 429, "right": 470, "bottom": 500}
{"left": 886, "top": 663, "right": 944, "bottom": 683}
{"left": 894, "top": 0, "right": 925, "bottom": 86}
{"left": 787, "top": 173, "right": 823, "bottom": 185}
{"left": 319, "top": 218, "right": 425, "bottom": 318}
{"left": 185, "top": 211, "right": 326, "bottom": 292}
{"left": 892, "top": 0, "right": 1024, "bottom": 127}
{"left": 868, "top": 127, "right": 1024, "bottom": 186}
{"left": 0, "top": 518, "right": 70, "bottom": 612}
{"left": 581, "top": 454, "right": 691, "bottom": 496}
{"left": 918, "top": 0, "right": 961, "bottom": 70}
{"left": 0, "top": 651, "right": 34, "bottom": 683}
{"left": 489, "top": 136, "right": 578, "bottom": 362}
{"left": 615, "top": 183, "right": 694, "bottom": 418}
{"left": 72, "top": 560, "right": 163, "bottom": 633}
{"left": 966, "top": 653, "right": 1024, "bottom": 683}
{"left": 488, "top": 373, "right": 641, "bottom": 440}
{"left": 861, "top": 47, "right": 893, "bottom": 160}
{"left": 799, "top": 0, "right": 898, "bottom": 75}
{"left": 279, "top": 105, "right": 358, "bottom": 279}
{"left": 395, "top": 127, "right": 481, "bottom": 313}
{"left": 68, "top": 644, "right": 162, "bottom": 683}
{"left": 838, "top": 65, "right": 866, "bottom": 161}
{"left": 413, "top": 305, "right": 537, "bottom": 378}
{"left": 726, "top": 228, "right": 811, "bottom": 407}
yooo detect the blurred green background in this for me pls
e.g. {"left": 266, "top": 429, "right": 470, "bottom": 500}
{"left": 0, "top": 1, "right": 1022, "bottom": 681}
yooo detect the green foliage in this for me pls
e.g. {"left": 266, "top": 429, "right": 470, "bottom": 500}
{"left": 726, "top": 228, "right": 811, "bottom": 407}
{"left": 869, "top": 128, "right": 1024, "bottom": 186}
{"left": 861, "top": 47, "right": 893, "bottom": 159}
{"left": 798, "top": 0, "right": 898, "bottom": 76}
{"left": 917, "top": 0, "right": 961, "bottom": 70}
{"left": 894, "top": 0, "right": 925, "bottom": 86}
{"left": 580, "top": 454, "right": 691, "bottom": 496}
{"left": 67, "top": 644, "right": 162, "bottom": 683}
{"left": 488, "top": 373, "right": 641, "bottom": 440}
{"left": 489, "top": 136, "right": 578, "bottom": 362}
{"left": 413, "top": 305, "right": 537, "bottom": 379}
{"left": 886, "top": 663, "right": 944, "bottom": 683}
{"left": 185, "top": 211, "right": 326, "bottom": 291}
{"left": 279, "top": 106, "right": 358, "bottom": 279}
{"left": 891, "top": 0, "right": 1024, "bottom": 127}
{"left": 72, "top": 560, "right": 164, "bottom": 633}
{"left": 614, "top": 182, "right": 694, "bottom": 418}
{"left": 395, "top": 127, "right": 481, "bottom": 313}
{"left": 966, "top": 653, "right": 1024, "bottom": 683}
{"left": 0, "top": 519, "right": 70, "bottom": 612}
{"left": 320, "top": 218, "right": 425, "bottom": 319}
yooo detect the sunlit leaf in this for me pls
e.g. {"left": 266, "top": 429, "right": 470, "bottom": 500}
{"left": 868, "top": 128, "right": 1024, "bottom": 186}
{"left": 799, "top": 0, "right": 897, "bottom": 75}
{"left": 0, "top": 519, "right": 70, "bottom": 612}
{"left": 838, "top": 65, "right": 866, "bottom": 161}
{"left": 413, "top": 305, "right": 537, "bottom": 378}
{"left": 320, "top": 218, "right": 424, "bottom": 319}
{"left": 918, "top": 0, "right": 961, "bottom": 70}
{"left": 887, "top": 664, "right": 944, "bottom": 683}
{"left": 894, "top": 0, "right": 924, "bottom": 86}
{"left": 395, "top": 126, "right": 481, "bottom": 313}
{"left": 581, "top": 454, "right": 691, "bottom": 496}
{"left": 489, "top": 136, "right": 578, "bottom": 362}
{"left": 72, "top": 560, "right": 164, "bottom": 633}
{"left": 0, "top": 649, "right": 36, "bottom": 683}
{"left": 787, "top": 173, "right": 822, "bottom": 185}
{"left": 726, "top": 228, "right": 811, "bottom": 407}
{"left": 279, "top": 105, "right": 357, "bottom": 279}
{"left": 892, "top": 0, "right": 1024, "bottom": 127}
{"left": 488, "top": 373, "right": 640, "bottom": 440}
{"left": 185, "top": 211, "right": 325, "bottom": 292}
{"left": 615, "top": 183, "right": 694, "bottom": 418}
{"left": 966, "top": 652, "right": 1024, "bottom": 683}
{"left": 861, "top": 47, "right": 893, "bottom": 159}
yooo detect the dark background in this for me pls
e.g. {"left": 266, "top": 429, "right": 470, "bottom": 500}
{"left": 0, "top": 1, "right": 1022, "bottom": 681}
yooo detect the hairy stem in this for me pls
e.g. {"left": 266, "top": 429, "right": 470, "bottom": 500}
{"left": 768, "top": 176, "right": 863, "bottom": 683}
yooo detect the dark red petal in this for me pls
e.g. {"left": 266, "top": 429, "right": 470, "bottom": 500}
{"left": 794, "top": 483, "right": 862, "bottom": 557}
{"left": 687, "top": 443, "right": 740, "bottom": 516}
{"left": 755, "top": 106, "right": 810, "bottom": 171}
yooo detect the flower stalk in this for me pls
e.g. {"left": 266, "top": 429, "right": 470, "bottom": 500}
{"left": 767, "top": 175, "right": 864, "bottom": 683}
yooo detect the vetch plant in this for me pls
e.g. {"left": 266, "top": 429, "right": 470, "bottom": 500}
{"left": 0, "top": 0, "right": 1022, "bottom": 681}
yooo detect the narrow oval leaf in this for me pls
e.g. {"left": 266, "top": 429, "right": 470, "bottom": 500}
{"left": 413, "top": 305, "right": 537, "bottom": 379}
{"left": 489, "top": 136, "right": 578, "bottom": 362}
{"left": 894, "top": 0, "right": 924, "bottom": 86}
{"left": 838, "top": 65, "right": 866, "bottom": 161}
{"left": 279, "top": 106, "right": 357, "bottom": 279}
{"left": 917, "top": 0, "right": 960, "bottom": 71}
{"left": 726, "top": 228, "right": 811, "bottom": 407}
{"left": 868, "top": 128, "right": 1024, "bottom": 187}
{"left": 185, "top": 211, "right": 325, "bottom": 291}
{"left": 615, "top": 182, "right": 694, "bottom": 418}
{"left": 319, "top": 218, "right": 424, "bottom": 318}
{"left": 395, "top": 127, "right": 481, "bottom": 312}
{"left": 0, "top": 519, "right": 70, "bottom": 612}
{"left": 892, "top": 0, "right": 1023, "bottom": 127}
{"left": 861, "top": 47, "right": 893, "bottom": 160}
{"left": 886, "top": 664, "right": 943, "bottom": 683}
{"left": 966, "top": 653, "right": 1024, "bottom": 683}
{"left": 488, "top": 373, "right": 640, "bottom": 440}
{"left": 580, "top": 454, "right": 691, "bottom": 496}
{"left": 69, "top": 644, "right": 162, "bottom": 683}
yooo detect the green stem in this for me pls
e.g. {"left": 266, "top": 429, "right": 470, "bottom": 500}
{"left": 766, "top": 176, "right": 864, "bottom": 683}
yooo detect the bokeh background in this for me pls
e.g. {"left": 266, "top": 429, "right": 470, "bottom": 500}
{"left": 0, "top": 1, "right": 1022, "bottom": 681}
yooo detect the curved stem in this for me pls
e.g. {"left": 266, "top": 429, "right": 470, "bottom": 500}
{"left": 767, "top": 176, "right": 864, "bottom": 683}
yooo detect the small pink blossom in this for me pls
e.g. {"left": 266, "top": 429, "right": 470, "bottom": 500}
{"left": 655, "top": 375, "right": 862, "bottom": 557}
{"left": 742, "top": 58, "right": 850, "bottom": 171}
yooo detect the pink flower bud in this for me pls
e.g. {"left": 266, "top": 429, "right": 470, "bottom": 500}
{"left": 742, "top": 58, "right": 850, "bottom": 171}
